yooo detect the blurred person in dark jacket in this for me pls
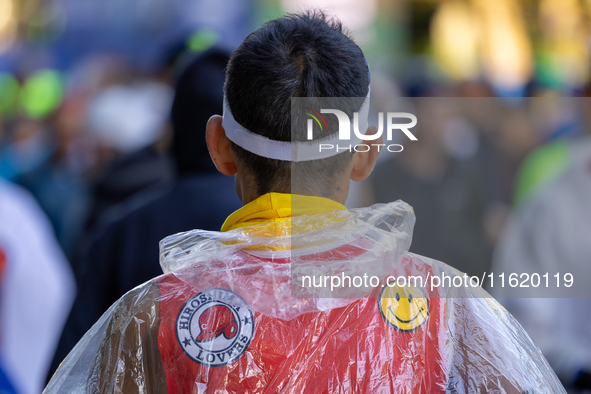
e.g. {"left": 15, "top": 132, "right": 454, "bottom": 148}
{"left": 84, "top": 80, "right": 175, "bottom": 228}
{"left": 47, "top": 48, "right": 241, "bottom": 380}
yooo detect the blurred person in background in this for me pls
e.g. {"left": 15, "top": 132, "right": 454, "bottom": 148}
{"left": 83, "top": 79, "right": 174, "bottom": 228}
{"left": 16, "top": 90, "right": 93, "bottom": 260}
{"left": 47, "top": 47, "right": 241, "bottom": 381}
{"left": 0, "top": 64, "right": 125, "bottom": 259}
{"left": 0, "top": 179, "right": 75, "bottom": 394}
{"left": 491, "top": 130, "right": 591, "bottom": 392}
{"left": 0, "top": 69, "right": 90, "bottom": 260}
{"left": 0, "top": 69, "right": 64, "bottom": 185}
{"left": 369, "top": 99, "right": 493, "bottom": 277}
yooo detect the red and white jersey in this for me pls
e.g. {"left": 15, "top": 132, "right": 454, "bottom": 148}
{"left": 156, "top": 252, "right": 447, "bottom": 394}
{"left": 45, "top": 200, "right": 565, "bottom": 394}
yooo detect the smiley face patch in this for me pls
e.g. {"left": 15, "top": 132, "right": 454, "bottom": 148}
{"left": 378, "top": 283, "right": 429, "bottom": 332}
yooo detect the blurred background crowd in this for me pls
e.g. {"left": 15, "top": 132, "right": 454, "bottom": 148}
{"left": 0, "top": 0, "right": 590, "bottom": 393}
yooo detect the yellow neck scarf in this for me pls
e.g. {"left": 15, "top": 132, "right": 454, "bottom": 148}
{"left": 221, "top": 193, "right": 346, "bottom": 232}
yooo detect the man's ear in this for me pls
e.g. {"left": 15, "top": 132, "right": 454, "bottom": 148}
{"left": 205, "top": 115, "right": 237, "bottom": 176}
{"left": 350, "top": 126, "right": 382, "bottom": 182}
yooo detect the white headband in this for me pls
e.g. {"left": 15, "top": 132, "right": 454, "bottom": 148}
{"left": 222, "top": 89, "right": 371, "bottom": 162}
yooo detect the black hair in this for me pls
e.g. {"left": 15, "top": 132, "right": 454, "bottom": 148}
{"left": 171, "top": 48, "right": 229, "bottom": 175}
{"left": 224, "top": 10, "right": 369, "bottom": 196}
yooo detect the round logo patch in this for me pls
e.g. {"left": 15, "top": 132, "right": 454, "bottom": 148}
{"left": 175, "top": 288, "right": 255, "bottom": 367}
{"left": 378, "top": 283, "right": 429, "bottom": 332}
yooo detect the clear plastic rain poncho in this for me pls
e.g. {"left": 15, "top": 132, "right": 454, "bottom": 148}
{"left": 45, "top": 200, "right": 565, "bottom": 393}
